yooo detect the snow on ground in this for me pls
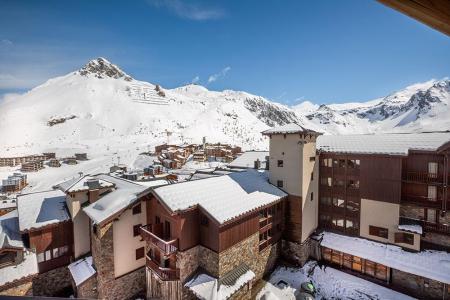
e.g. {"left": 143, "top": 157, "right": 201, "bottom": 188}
{"left": 257, "top": 261, "right": 415, "bottom": 300}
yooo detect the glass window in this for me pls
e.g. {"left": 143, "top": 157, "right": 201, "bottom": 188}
{"left": 347, "top": 198, "right": 360, "bottom": 212}
{"left": 53, "top": 248, "right": 59, "bottom": 258}
{"left": 277, "top": 160, "right": 283, "bottom": 167}
{"left": 348, "top": 179, "right": 360, "bottom": 189}
{"left": 352, "top": 257, "right": 362, "bottom": 272}
{"left": 277, "top": 180, "right": 283, "bottom": 188}
{"left": 59, "top": 245, "right": 69, "bottom": 255}
{"left": 375, "top": 264, "right": 388, "bottom": 280}
{"left": 132, "top": 203, "right": 141, "bottom": 215}
{"left": 322, "top": 158, "right": 332, "bottom": 167}
{"left": 343, "top": 254, "right": 352, "bottom": 269}
{"left": 428, "top": 186, "right": 437, "bottom": 201}
{"left": 338, "top": 159, "right": 346, "bottom": 168}
{"left": 37, "top": 253, "right": 45, "bottom": 263}
{"left": 426, "top": 209, "right": 436, "bottom": 223}
{"left": 334, "top": 179, "right": 345, "bottom": 187}
{"left": 332, "top": 197, "right": 345, "bottom": 208}
{"left": 428, "top": 162, "right": 438, "bottom": 177}
{"left": 348, "top": 159, "right": 361, "bottom": 168}
{"left": 369, "top": 225, "right": 388, "bottom": 239}
{"left": 135, "top": 247, "right": 145, "bottom": 260}
{"left": 133, "top": 224, "right": 142, "bottom": 237}
{"left": 320, "top": 196, "right": 332, "bottom": 206}
{"left": 45, "top": 250, "right": 51, "bottom": 261}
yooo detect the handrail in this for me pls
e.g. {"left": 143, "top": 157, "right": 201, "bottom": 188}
{"left": 400, "top": 217, "right": 449, "bottom": 235}
{"left": 146, "top": 254, "right": 180, "bottom": 280}
{"left": 140, "top": 224, "right": 178, "bottom": 255}
{"left": 404, "top": 171, "right": 443, "bottom": 183}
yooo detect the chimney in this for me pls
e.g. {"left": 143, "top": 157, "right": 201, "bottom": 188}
{"left": 88, "top": 189, "right": 100, "bottom": 203}
{"left": 254, "top": 159, "right": 261, "bottom": 169}
{"left": 86, "top": 178, "right": 101, "bottom": 190}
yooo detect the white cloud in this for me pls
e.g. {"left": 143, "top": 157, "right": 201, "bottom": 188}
{"left": 1, "top": 39, "right": 13, "bottom": 47}
{"left": 147, "top": 0, "right": 225, "bottom": 21}
{"left": 191, "top": 75, "right": 200, "bottom": 83}
{"left": 208, "top": 66, "right": 231, "bottom": 83}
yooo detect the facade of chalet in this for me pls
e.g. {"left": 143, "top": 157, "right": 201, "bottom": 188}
{"left": 313, "top": 132, "right": 450, "bottom": 299}
{"left": 140, "top": 170, "right": 286, "bottom": 299}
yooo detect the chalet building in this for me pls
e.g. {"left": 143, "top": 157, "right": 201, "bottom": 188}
{"left": 1, "top": 173, "right": 27, "bottom": 193}
{"left": 43, "top": 153, "right": 56, "bottom": 160}
{"left": 110, "top": 164, "right": 128, "bottom": 173}
{"left": 74, "top": 153, "right": 88, "bottom": 161}
{"left": 139, "top": 170, "right": 286, "bottom": 299}
{"left": 0, "top": 155, "right": 46, "bottom": 167}
{"left": 0, "top": 210, "right": 37, "bottom": 296}
{"left": 228, "top": 151, "right": 269, "bottom": 170}
{"left": 263, "top": 124, "right": 450, "bottom": 300}
{"left": 21, "top": 160, "right": 44, "bottom": 172}
{"left": 0, "top": 198, "right": 17, "bottom": 216}
{"left": 48, "top": 158, "right": 61, "bottom": 168}
{"left": 193, "top": 150, "right": 206, "bottom": 162}
{"left": 80, "top": 174, "right": 167, "bottom": 300}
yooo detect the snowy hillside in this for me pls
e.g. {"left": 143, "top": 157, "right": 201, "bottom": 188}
{"left": 0, "top": 57, "right": 449, "bottom": 159}
{"left": 293, "top": 79, "right": 450, "bottom": 134}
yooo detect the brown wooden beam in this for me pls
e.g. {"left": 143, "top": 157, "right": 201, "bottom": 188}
{"left": 378, "top": 0, "right": 450, "bottom": 36}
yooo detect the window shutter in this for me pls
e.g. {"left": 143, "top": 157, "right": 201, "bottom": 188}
{"left": 394, "top": 232, "right": 404, "bottom": 243}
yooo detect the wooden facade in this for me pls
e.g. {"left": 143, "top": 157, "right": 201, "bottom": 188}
{"left": 25, "top": 221, "right": 74, "bottom": 273}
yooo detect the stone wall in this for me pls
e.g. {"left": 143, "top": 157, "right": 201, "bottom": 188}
{"left": 77, "top": 274, "right": 98, "bottom": 299}
{"left": 0, "top": 277, "right": 34, "bottom": 296}
{"left": 92, "top": 221, "right": 145, "bottom": 300}
{"left": 281, "top": 238, "right": 311, "bottom": 266}
{"left": 218, "top": 233, "right": 259, "bottom": 277}
{"left": 177, "top": 246, "right": 199, "bottom": 283}
{"left": 32, "top": 265, "right": 72, "bottom": 296}
{"left": 198, "top": 245, "right": 219, "bottom": 278}
{"left": 391, "top": 269, "right": 446, "bottom": 300}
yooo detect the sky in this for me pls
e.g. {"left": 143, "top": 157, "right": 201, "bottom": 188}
{"left": 0, "top": 0, "right": 449, "bottom": 105}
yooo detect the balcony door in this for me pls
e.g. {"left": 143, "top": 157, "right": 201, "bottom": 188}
{"left": 428, "top": 162, "right": 438, "bottom": 178}
{"left": 164, "top": 221, "right": 171, "bottom": 240}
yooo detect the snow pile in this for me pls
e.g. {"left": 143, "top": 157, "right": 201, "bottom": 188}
{"left": 68, "top": 256, "right": 96, "bottom": 286}
{"left": 398, "top": 224, "right": 423, "bottom": 235}
{"left": 321, "top": 231, "right": 450, "bottom": 284}
{"left": 257, "top": 261, "right": 414, "bottom": 300}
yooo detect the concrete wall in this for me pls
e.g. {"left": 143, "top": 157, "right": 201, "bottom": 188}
{"left": 301, "top": 142, "right": 318, "bottom": 243}
{"left": 67, "top": 192, "right": 91, "bottom": 259}
{"left": 268, "top": 134, "right": 303, "bottom": 196}
{"left": 360, "top": 199, "right": 420, "bottom": 251}
{"left": 113, "top": 202, "right": 147, "bottom": 278}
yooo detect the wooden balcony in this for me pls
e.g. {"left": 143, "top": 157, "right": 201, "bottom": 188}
{"left": 403, "top": 172, "right": 443, "bottom": 184}
{"left": 400, "top": 217, "right": 450, "bottom": 236}
{"left": 146, "top": 254, "right": 180, "bottom": 281}
{"left": 140, "top": 224, "right": 178, "bottom": 256}
{"left": 401, "top": 195, "right": 443, "bottom": 208}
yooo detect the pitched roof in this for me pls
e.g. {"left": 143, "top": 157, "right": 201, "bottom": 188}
{"left": 55, "top": 175, "right": 114, "bottom": 193}
{"left": 0, "top": 210, "right": 23, "bottom": 250}
{"left": 17, "top": 190, "right": 70, "bottom": 232}
{"left": 0, "top": 251, "right": 38, "bottom": 286}
{"left": 317, "top": 132, "right": 450, "bottom": 155}
{"left": 68, "top": 256, "right": 96, "bottom": 286}
{"left": 228, "top": 151, "right": 268, "bottom": 169}
{"left": 262, "top": 123, "right": 318, "bottom": 135}
{"left": 153, "top": 170, "right": 286, "bottom": 224}
{"left": 83, "top": 174, "right": 150, "bottom": 225}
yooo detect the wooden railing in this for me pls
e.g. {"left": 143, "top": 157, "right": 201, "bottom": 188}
{"left": 404, "top": 172, "right": 443, "bottom": 183}
{"left": 140, "top": 224, "right": 178, "bottom": 256}
{"left": 401, "top": 195, "right": 442, "bottom": 208}
{"left": 400, "top": 217, "right": 450, "bottom": 236}
{"left": 146, "top": 254, "right": 180, "bottom": 281}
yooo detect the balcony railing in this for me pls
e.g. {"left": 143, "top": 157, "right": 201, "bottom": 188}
{"left": 140, "top": 224, "right": 178, "bottom": 256}
{"left": 146, "top": 254, "right": 180, "bottom": 281}
{"left": 404, "top": 172, "right": 443, "bottom": 184}
{"left": 400, "top": 217, "right": 450, "bottom": 236}
{"left": 401, "top": 195, "right": 442, "bottom": 208}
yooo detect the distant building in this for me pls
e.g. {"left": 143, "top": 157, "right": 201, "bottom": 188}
{"left": 21, "top": 160, "right": 44, "bottom": 172}
{"left": 1, "top": 173, "right": 27, "bottom": 193}
{"left": 192, "top": 150, "right": 206, "bottom": 162}
{"left": 0, "top": 155, "right": 46, "bottom": 167}
{"left": 228, "top": 151, "right": 269, "bottom": 170}
{"left": 43, "top": 152, "right": 56, "bottom": 160}
{"left": 110, "top": 164, "right": 128, "bottom": 173}
{"left": 74, "top": 153, "right": 88, "bottom": 161}
{"left": 0, "top": 198, "right": 17, "bottom": 216}
{"left": 64, "top": 157, "right": 78, "bottom": 165}
{"left": 48, "top": 158, "right": 61, "bottom": 167}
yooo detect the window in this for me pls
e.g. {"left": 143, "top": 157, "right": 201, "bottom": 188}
{"left": 310, "top": 172, "right": 314, "bottom": 181}
{"left": 310, "top": 192, "right": 314, "bottom": 201}
{"left": 133, "top": 224, "right": 142, "bottom": 237}
{"left": 334, "top": 179, "right": 345, "bottom": 187}
{"left": 332, "top": 217, "right": 344, "bottom": 228}
{"left": 132, "top": 203, "right": 141, "bottom": 215}
{"left": 321, "top": 158, "right": 332, "bottom": 167}
{"left": 309, "top": 156, "right": 315, "bottom": 162}
{"left": 428, "top": 185, "right": 437, "bottom": 201}
{"left": 394, "top": 232, "right": 414, "bottom": 245}
{"left": 338, "top": 159, "right": 346, "bottom": 168}
{"left": 346, "top": 198, "right": 360, "bottom": 213}
{"left": 320, "top": 177, "right": 332, "bottom": 187}
{"left": 45, "top": 250, "right": 51, "bottom": 261}
{"left": 277, "top": 160, "right": 283, "bottom": 167}
{"left": 277, "top": 180, "right": 283, "bottom": 188}
{"left": 135, "top": 247, "right": 145, "bottom": 260}
{"left": 332, "top": 197, "right": 345, "bottom": 208}
{"left": 426, "top": 209, "right": 436, "bottom": 223}
{"left": 320, "top": 196, "right": 332, "bottom": 206}
{"left": 369, "top": 225, "right": 388, "bottom": 239}
{"left": 37, "top": 252, "right": 45, "bottom": 263}
{"left": 200, "top": 214, "right": 209, "bottom": 226}
{"left": 348, "top": 179, "right": 359, "bottom": 189}
{"left": 59, "top": 245, "right": 69, "bottom": 255}
{"left": 428, "top": 162, "right": 438, "bottom": 177}
{"left": 53, "top": 248, "right": 60, "bottom": 258}
{"left": 348, "top": 159, "right": 360, "bottom": 169}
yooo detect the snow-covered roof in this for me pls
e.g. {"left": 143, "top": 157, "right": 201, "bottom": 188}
{"left": 83, "top": 174, "right": 149, "bottom": 225}
{"left": 0, "top": 198, "right": 17, "bottom": 210}
{"left": 0, "top": 210, "right": 23, "bottom": 250}
{"left": 317, "top": 132, "right": 450, "bottom": 155}
{"left": 320, "top": 231, "right": 450, "bottom": 284}
{"left": 185, "top": 264, "right": 255, "bottom": 300}
{"left": 17, "top": 190, "right": 70, "bottom": 232}
{"left": 56, "top": 175, "right": 115, "bottom": 193}
{"left": 262, "top": 123, "right": 317, "bottom": 135}
{"left": 133, "top": 179, "right": 170, "bottom": 188}
{"left": 153, "top": 170, "right": 286, "bottom": 224}
{"left": 0, "top": 250, "right": 38, "bottom": 286}
{"left": 68, "top": 256, "right": 96, "bottom": 286}
{"left": 228, "top": 151, "right": 268, "bottom": 169}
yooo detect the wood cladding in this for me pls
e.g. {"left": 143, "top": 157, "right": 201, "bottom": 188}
{"left": 284, "top": 195, "right": 302, "bottom": 243}
{"left": 218, "top": 212, "right": 259, "bottom": 252}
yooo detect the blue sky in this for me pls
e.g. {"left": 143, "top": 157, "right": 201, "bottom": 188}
{"left": 1, "top": 0, "right": 449, "bottom": 105}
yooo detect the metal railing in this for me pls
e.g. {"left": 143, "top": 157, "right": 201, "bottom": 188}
{"left": 404, "top": 172, "right": 443, "bottom": 183}
{"left": 400, "top": 217, "right": 450, "bottom": 236}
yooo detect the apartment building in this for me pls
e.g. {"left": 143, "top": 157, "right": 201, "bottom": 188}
{"left": 140, "top": 170, "right": 286, "bottom": 299}
{"left": 0, "top": 155, "right": 46, "bottom": 167}
{"left": 21, "top": 160, "right": 44, "bottom": 172}
{"left": 1, "top": 173, "right": 27, "bottom": 193}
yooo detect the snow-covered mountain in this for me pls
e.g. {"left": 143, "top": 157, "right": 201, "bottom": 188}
{"left": 0, "top": 57, "right": 449, "bottom": 157}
